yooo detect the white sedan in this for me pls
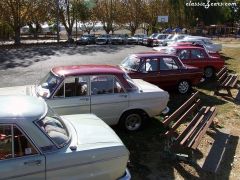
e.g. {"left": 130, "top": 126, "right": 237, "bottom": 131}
{"left": 0, "top": 65, "right": 169, "bottom": 131}
{"left": 0, "top": 96, "right": 130, "bottom": 179}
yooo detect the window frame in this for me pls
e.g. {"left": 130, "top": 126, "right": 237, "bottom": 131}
{"left": 52, "top": 76, "right": 90, "bottom": 99}
{"left": 0, "top": 123, "right": 40, "bottom": 161}
{"left": 90, "top": 75, "right": 126, "bottom": 96}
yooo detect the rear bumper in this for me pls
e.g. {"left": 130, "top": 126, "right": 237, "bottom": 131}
{"left": 118, "top": 168, "right": 131, "bottom": 180}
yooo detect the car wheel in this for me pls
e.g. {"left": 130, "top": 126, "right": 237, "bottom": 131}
{"left": 178, "top": 80, "right": 190, "bottom": 94}
{"left": 119, "top": 111, "right": 145, "bottom": 131}
{"left": 204, "top": 67, "right": 214, "bottom": 78}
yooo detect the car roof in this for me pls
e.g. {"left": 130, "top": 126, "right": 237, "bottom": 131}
{"left": 52, "top": 65, "right": 124, "bottom": 77}
{"left": 131, "top": 52, "right": 179, "bottom": 58}
{"left": 0, "top": 96, "right": 47, "bottom": 121}
{"left": 171, "top": 46, "right": 205, "bottom": 50}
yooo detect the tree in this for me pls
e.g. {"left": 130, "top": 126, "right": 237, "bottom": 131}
{"left": 120, "top": 0, "right": 145, "bottom": 36}
{"left": 75, "top": 0, "right": 97, "bottom": 34}
{"left": 0, "top": 0, "right": 31, "bottom": 44}
{"left": 94, "top": 0, "right": 120, "bottom": 34}
{"left": 25, "top": 0, "right": 53, "bottom": 38}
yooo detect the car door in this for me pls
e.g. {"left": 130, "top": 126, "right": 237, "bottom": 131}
{"left": 47, "top": 76, "right": 90, "bottom": 115}
{"left": 0, "top": 124, "right": 45, "bottom": 180}
{"left": 157, "top": 56, "right": 182, "bottom": 88}
{"left": 138, "top": 58, "right": 160, "bottom": 86}
{"left": 190, "top": 49, "right": 208, "bottom": 69}
{"left": 90, "top": 75, "right": 128, "bottom": 125}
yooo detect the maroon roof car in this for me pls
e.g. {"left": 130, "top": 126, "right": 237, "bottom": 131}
{"left": 120, "top": 53, "right": 203, "bottom": 94}
{"left": 156, "top": 46, "right": 224, "bottom": 78}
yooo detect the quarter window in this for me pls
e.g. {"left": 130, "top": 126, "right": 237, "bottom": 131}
{"left": 0, "top": 125, "right": 37, "bottom": 160}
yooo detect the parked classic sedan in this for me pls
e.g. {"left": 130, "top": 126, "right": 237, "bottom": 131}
{"left": 143, "top": 33, "right": 169, "bottom": 47}
{"left": 120, "top": 53, "right": 203, "bottom": 94}
{"left": 96, "top": 34, "right": 111, "bottom": 45}
{"left": 0, "top": 96, "right": 130, "bottom": 180}
{"left": 76, "top": 34, "right": 96, "bottom": 45}
{"left": 110, "top": 34, "right": 129, "bottom": 45}
{"left": 128, "top": 34, "right": 147, "bottom": 45}
{"left": 153, "top": 46, "right": 225, "bottom": 78}
{"left": 0, "top": 65, "right": 169, "bottom": 131}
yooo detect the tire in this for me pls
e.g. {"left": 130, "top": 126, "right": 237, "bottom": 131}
{"left": 178, "top": 80, "right": 191, "bottom": 94}
{"left": 119, "top": 111, "right": 145, "bottom": 132}
{"left": 204, "top": 67, "right": 214, "bottom": 78}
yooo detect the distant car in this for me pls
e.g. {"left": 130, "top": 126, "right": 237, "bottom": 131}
{"left": 76, "top": 34, "right": 96, "bottom": 45}
{"left": 162, "top": 34, "right": 189, "bottom": 46}
{"left": 177, "top": 36, "right": 222, "bottom": 52}
{"left": 153, "top": 46, "right": 224, "bottom": 78}
{"left": 96, "top": 34, "right": 111, "bottom": 45}
{"left": 110, "top": 34, "right": 129, "bottom": 44}
{"left": 128, "top": 34, "right": 147, "bottom": 45}
{"left": 0, "top": 96, "right": 131, "bottom": 179}
{"left": 153, "top": 42, "right": 221, "bottom": 57}
{"left": 0, "top": 65, "right": 169, "bottom": 131}
{"left": 120, "top": 53, "right": 203, "bottom": 94}
{"left": 143, "top": 33, "right": 169, "bottom": 47}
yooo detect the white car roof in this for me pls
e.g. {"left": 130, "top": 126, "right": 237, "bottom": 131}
{"left": 0, "top": 96, "right": 47, "bottom": 121}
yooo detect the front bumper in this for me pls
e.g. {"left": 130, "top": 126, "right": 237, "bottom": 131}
{"left": 118, "top": 168, "right": 131, "bottom": 180}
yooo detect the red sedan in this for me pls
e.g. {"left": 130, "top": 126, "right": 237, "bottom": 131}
{"left": 154, "top": 46, "right": 224, "bottom": 78}
{"left": 120, "top": 53, "right": 203, "bottom": 94}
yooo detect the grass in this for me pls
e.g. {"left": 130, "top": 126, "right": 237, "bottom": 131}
{"left": 115, "top": 46, "right": 240, "bottom": 180}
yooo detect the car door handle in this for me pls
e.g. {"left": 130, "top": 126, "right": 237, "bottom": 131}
{"left": 24, "top": 160, "right": 41, "bottom": 166}
{"left": 79, "top": 97, "right": 89, "bottom": 101}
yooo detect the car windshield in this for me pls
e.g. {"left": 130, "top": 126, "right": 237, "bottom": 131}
{"left": 121, "top": 55, "right": 141, "bottom": 71}
{"left": 37, "top": 72, "right": 62, "bottom": 98}
{"left": 150, "top": 33, "right": 158, "bottom": 38}
{"left": 36, "top": 106, "right": 69, "bottom": 148}
{"left": 123, "top": 73, "right": 138, "bottom": 92}
{"left": 99, "top": 34, "right": 109, "bottom": 38}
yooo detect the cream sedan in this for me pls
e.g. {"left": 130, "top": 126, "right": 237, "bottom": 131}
{"left": 0, "top": 65, "right": 169, "bottom": 131}
{"left": 0, "top": 96, "right": 130, "bottom": 180}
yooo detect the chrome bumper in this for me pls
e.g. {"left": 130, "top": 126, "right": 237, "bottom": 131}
{"left": 118, "top": 168, "right": 131, "bottom": 180}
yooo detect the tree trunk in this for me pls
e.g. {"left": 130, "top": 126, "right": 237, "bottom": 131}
{"left": 14, "top": 27, "right": 21, "bottom": 45}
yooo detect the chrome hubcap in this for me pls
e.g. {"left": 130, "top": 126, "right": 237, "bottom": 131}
{"left": 178, "top": 81, "right": 189, "bottom": 94}
{"left": 125, "top": 114, "right": 141, "bottom": 131}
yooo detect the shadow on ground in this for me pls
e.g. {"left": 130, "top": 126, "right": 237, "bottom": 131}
{"left": 0, "top": 44, "right": 136, "bottom": 70}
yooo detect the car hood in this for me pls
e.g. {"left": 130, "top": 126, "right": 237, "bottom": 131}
{"left": 0, "top": 85, "right": 36, "bottom": 96}
{"left": 62, "top": 114, "right": 124, "bottom": 148}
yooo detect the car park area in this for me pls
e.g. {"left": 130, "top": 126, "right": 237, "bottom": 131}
{"left": 0, "top": 40, "right": 240, "bottom": 179}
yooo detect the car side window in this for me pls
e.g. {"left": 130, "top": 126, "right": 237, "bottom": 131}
{"left": 54, "top": 76, "right": 88, "bottom": 98}
{"left": 160, "top": 57, "right": 179, "bottom": 70}
{"left": 178, "top": 50, "right": 191, "bottom": 60}
{"left": 140, "top": 58, "right": 158, "bottom": 72}
{"left": 191, "top": 49, "right": 206, "bottom": 59}
{"left": 91, "top": 75, "right": 114, "bottom": 95}
{"left": 0, "top": 125, "right": 38, "bottom": 160}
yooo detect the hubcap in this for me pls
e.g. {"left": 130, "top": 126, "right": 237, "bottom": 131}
{"left": 178, "top": 81, "right": 189, "bottom": 94}
{"left": 125, "top": 114, "right": 142, "bottom": 131}
{"left": 205, "top": 68, "right": 213, "bottom": 78}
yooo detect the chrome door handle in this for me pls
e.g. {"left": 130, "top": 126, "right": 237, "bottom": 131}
{"left": 24, "top": 160, "right": 41, "bottom": 166}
